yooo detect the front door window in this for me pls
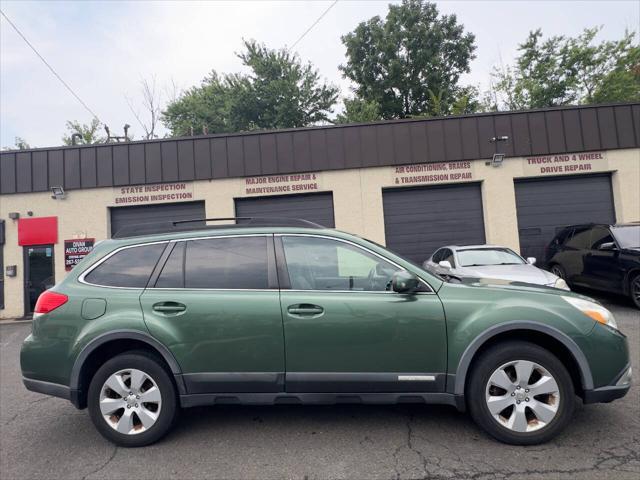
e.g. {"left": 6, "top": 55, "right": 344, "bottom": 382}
{"left": 281, "top": 235, "right": 400, "bottom": 292}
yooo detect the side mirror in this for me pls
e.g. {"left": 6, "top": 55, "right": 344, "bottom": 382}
{"left": 598, "top": 242, "right": 616, "bottom": 251}
{"left": 438, "top": 260, "right": 452, "bottom": 270}
{"left": 526, "top": 257, "right": 537, "bottom": 265}
{"left": 392, "top": 271, "right": 419, "bottom": 294}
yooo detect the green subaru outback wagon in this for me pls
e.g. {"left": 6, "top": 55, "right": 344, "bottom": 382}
{"left": 21, "top": 219, "right": 631, "bottom": 447}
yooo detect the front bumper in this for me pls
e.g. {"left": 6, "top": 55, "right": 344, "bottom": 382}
{"left": 583, "top": 364, "right": 632, "bottom": 404}
{"left": 583, "top": 384, "right": 630, "bottom": 404}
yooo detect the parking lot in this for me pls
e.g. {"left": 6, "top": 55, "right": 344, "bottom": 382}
{"left": 1, "top": 291, "right": 638, "bottom": 480}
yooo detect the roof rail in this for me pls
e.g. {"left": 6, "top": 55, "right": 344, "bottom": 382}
{"left": 112, "top": 216, "right": 325, "bottom": 238}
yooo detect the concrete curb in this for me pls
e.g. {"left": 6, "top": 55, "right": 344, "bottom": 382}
{"left": 0, "top": 319, "right": 32, "bottom": 325}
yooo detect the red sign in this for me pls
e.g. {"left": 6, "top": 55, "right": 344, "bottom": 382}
{"left": 64, "top": 238, "right": 95, "bottom": 270}
{"left": 17, "top": 217, "right": 58, "bottom": 246}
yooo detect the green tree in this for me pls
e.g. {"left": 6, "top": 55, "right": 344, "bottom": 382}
{"left": 335, "top": 97, "right": 381, "bottom": 124}
{"left": 14, "top": 137, "right": 31, "bottom": 149}
{"left": 489, "top": 27, "right": 639, "bottom": 110}
{"left": 2, "top": 137, "right": 31, "bottom": 150}
{"left": 340, "top": 0, "right": 476, "bottom": 119}
{"left": 163, "top": 40, "right": 339, "bottom": 136}
{"left": 62, "top": 118, "right": 105, "bottom": 145}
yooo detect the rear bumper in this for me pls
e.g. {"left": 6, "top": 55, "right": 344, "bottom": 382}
{"left": 22, "top": 377, "right": 83, "bottom": 408}
{"left": 23, "top": 377, "right": 70, "bottom": 400}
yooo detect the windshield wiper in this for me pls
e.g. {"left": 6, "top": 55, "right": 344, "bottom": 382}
{"left": 497, "top": 262, "right": 521, "bottom": 265}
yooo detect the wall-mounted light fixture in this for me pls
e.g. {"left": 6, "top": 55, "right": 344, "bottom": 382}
{"left": 51, "top": 186, "right": 66, "bottom": 200}
{"left": 486, "top": 135, "right": 509, "bottom": 167}
{"left": 491, "top": 153, "right": 505, "bottom": 167}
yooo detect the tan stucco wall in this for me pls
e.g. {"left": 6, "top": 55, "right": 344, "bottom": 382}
{"left": 1, "top": 147, "right": 638, "bottom": 319}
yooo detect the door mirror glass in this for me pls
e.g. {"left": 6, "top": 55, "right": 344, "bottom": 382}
{"left": 598, "top": 242, "right": 616, "bottom": 251}
{"left": 438, "top": 260, "right": 452, "bottom": 269}
{"left": 391, "top": 271, "right": 419, "bottom": 294}
{"left": 526, "top": 257, "right": 537, "bottom": 265}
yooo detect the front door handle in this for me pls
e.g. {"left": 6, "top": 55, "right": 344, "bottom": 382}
{"left": 287, "top": 304, "right": 324, "bottom": 317}
{"left": 152, "top": 302, "right": 187, "bottom": 314}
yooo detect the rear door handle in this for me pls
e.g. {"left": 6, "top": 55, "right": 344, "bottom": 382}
{"left": 287, "top": 304, "right": 324, "bottom": 317}
{"left": 152, "top": 302, "right": 186, "bottom": 314}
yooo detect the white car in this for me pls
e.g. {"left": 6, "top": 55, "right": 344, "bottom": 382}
{"left": 423, "top": 245, "right": 570, "bottom": 290}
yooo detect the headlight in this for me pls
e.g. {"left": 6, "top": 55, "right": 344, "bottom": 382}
{"left": 553, "top": 278, "right": 570, "bottom": 290}
{"left": 562, "top": 296, "right": 618, "bottom": 330}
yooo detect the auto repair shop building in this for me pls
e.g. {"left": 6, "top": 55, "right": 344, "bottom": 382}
{"left": 1, "top": 102, "right": 639, "bottom": 318}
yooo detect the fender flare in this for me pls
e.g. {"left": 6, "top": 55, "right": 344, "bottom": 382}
{"left": 69, "top": 329, "right": 183, "bottom": 393}
{"left": 453, "top": 321, "right": 594, "bottom": 396}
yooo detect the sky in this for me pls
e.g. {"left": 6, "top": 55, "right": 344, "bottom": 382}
{"left": 1, "top": 0, "right": 638, "bottom": 149}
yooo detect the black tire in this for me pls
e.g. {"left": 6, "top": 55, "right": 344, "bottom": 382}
{"left": 88, "top": 351, "right": 178, "bottom": 447}
{"left": 467, "top": 341, "right": 575, "bottom": 445}
{"left": 629, "top": 273, "right": 640, "bottom": 309}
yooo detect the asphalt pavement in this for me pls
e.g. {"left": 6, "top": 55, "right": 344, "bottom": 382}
{"left": 1, "top": 291, "right": 638, "bottom": 480}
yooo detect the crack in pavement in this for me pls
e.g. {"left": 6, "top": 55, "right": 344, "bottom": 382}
{"left": 389, "top": 411, "right": 640, "bottom": 480}
{"left": 81, "top": 445, "right": 119, "bottom": 480}
{"left": 2, "top": 395, "right": 55, "bottom": 426}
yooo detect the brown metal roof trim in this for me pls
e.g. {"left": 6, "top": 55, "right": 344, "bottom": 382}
{"left": 1, "top": 103, "right": 639, "bottom": 195}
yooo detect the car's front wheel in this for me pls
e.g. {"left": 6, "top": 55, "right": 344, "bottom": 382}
{"left": 88, "top": 351, "right": 178, "bottom": 447}
{"left": 549, "top": 264, "right": 566, "bottom": 281}
{"left": 467, "top": 341, "right": 575, "bottom": 445}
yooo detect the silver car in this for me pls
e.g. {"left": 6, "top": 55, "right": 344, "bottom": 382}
{"left": 423, "top": 245, "right": 570, "bottom": 290}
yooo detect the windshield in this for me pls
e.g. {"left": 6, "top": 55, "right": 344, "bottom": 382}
{"left": 457, "top": 248, "right": 526, "bottom": 267}
{"left": 611, "top": 225, "right": 640, "bottom": 248}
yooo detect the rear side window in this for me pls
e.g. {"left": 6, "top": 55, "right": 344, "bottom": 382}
{"left": 156, "top": 242, "right": 185, "bottom": 288}
{"left": 565, "top": 227, "right": 591, "bottom": 249}
{"left": 84, "top": 243, "right": 165, "bottom": 288}
{"left": 553, "top": 228, "right": 573, "bottom": 246}
{"left": 184, "top": 236, "right": 268, "bottom": 289}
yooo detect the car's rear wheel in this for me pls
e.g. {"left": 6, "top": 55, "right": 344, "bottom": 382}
{"left": 88, "top": 351, "right": 178, "bottom": 447}
{"left": 467, "top": 341, "right": 575, "bottom": 445}
{"left": 629, "top": 273, "right": 640, "bottom": 309}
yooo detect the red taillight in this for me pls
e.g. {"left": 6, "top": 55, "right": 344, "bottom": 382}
{"left": 34, "top": 291, "right": 68, "bottom": 314}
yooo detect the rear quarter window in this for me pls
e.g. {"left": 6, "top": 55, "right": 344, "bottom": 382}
{"left": 83, "top": 243, "right": 165, "bottom": 288}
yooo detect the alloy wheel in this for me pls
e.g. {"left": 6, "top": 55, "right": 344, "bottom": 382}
{"left": 99, "top": 368, "right": 162, "bottom": 435}
{"left": 485, "top": 360, "right": 560, "bottom": 433}
{"left": 632, "top": 276, "right": 640, "bottom": 306}
{"left": 550, "top": 265, "right": 564, "bottom": 279}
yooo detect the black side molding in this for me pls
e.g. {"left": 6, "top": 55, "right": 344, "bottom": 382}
{"left": 452, "top": 321, "right": 595, "bottom": 395}
{"left": 69, "top": 329, "right": 186, "bottom": 396}
{"left": 180, "top": 392, "right": 465, "bottom": 410}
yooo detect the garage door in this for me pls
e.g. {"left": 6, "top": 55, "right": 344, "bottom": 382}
{"left": 235, "top": 193, "right": 335, "bottom": 228}
{"left": 382, "top": 183, "right": 486, "bottom": 263}
{"left": 110, "top": 201, "right": 206, "bottom": 237}
{"left": 515, "top": 174, "right": 615, "bottom": 260}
